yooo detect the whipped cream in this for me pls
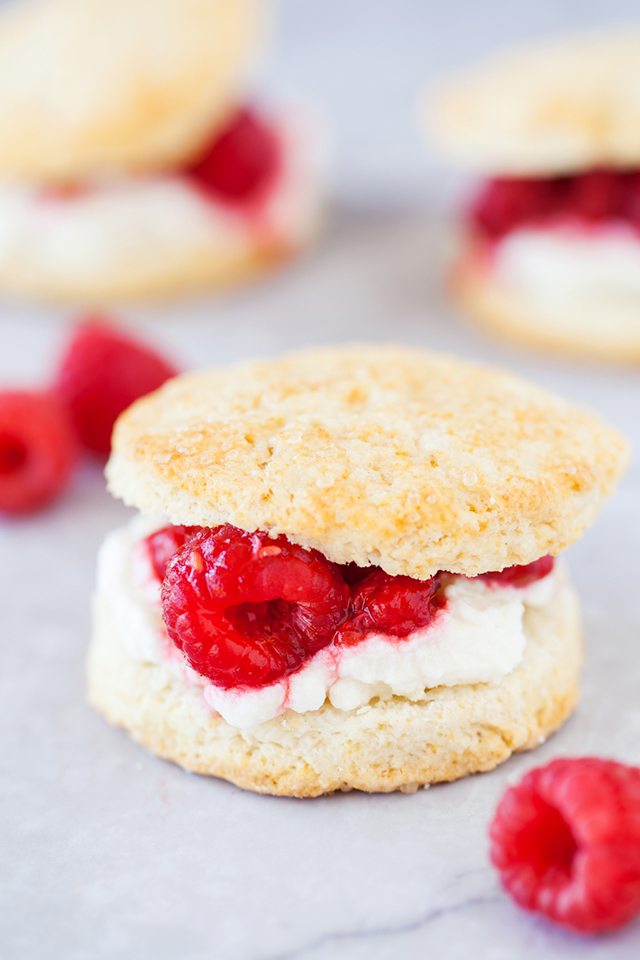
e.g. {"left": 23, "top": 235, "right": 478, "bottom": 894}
{"left": 493, "top": 223, "right": 640, "bottom": 342}
{"left": 0, "top": 116, "right": 320, "bottom": 283}
{"left": 97, "top": 516, "right": 558, "bottom": 729}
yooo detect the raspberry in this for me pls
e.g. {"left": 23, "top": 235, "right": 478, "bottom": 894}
{"left": 470, "top": 167, "right": 640, "bottom": 239}
{"left": 566, "top": 169, "right": 623, "bottom": 222}
{"left": 0, "top": 390, "right": 75, "bottom": 515}
{"left": 186, "top": 107, "right": 281, "bottom": 204}
{"left": 336, "top": 569, "right": 444, "bottom": 646}
{"left": 143, "top": 524, "right": 202, "bottom": 581}
{"left": 480, "top": 555, "right": 554, "bottom": 588}
{"left": 54, "top": 317, "right": 178, "bottom": 456}
{"left": 490, "top": 758, "right": 640, "bottom": 933}
{"left": 621, "top": 171, "right": 640, "bottom": 227}
{"left": 469, "top": 176, "right": 561, "bottom": 239}
{"left": 339, "top": 562, "right": 373, "bottom": 586}
{"left": 161, "top": 525, "right": 350, "bottom": 689}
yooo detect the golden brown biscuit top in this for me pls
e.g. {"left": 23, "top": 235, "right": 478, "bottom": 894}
{"left": 107, "top": 344, "right": 628, "bottom": 579}
{"left": 428, "top": 30, "right": 640, "bottom": 174}
{"left": 0, "top": 0, "right": 259, "bottom": 183}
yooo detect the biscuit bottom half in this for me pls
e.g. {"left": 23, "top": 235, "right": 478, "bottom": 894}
{"left": 88, "top": 573, "right": 581, "bottom": 797}
{"left": 453, "top": 240, "right": 640, "bottom": 363}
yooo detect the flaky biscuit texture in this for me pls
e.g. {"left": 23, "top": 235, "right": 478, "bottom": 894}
{"left": 107, "top": 344, "right": 628, "bottom": 578}
{"left": 0, "top": 0, "right": 259, "bottom": 182}
{"left": 429, "top": 30, "right": 640, "bottom": 173}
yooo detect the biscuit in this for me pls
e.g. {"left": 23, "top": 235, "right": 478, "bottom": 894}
{"left": 429, "top": 30, "right": 640, "bottom": 174}
{"left": 0, "top": 0, "right": 258, "bottom": 182}
{"left": 88, "top": 565, "right": 581, "bottom": 797}
{"left": 452, "top": 240, "right": 640, "bottom": 363}
{"left": 106, "top": 344, "right": 628, "bottom": 579}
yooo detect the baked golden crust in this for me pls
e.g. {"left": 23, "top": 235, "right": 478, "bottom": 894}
{"left": 452, "top": 237, "right": 640, "bottom": 363}
{"left": 0, "top": 0, "right": 259, "bottom": 182}
{"left": 87, "top": 568, "right": 582, "bottom": 797}
{"left": 107, "top": 344, "right": 628, "bottom": 579}
{"left": 428, "top": 30, "right": 640, "bottom": 174}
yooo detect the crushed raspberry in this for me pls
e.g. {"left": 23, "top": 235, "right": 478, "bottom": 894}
{"left": 336, "top": 569, "right": 445, "bottom": 646}
{"left": 490, "top": 758, "right": 640, "bottom": 933}
{"left": 53, "top": 317, "right": 178, "bottom": 456}
{"left": 0, "top": 390, "right": 75, "bottom": 515}
{"left": 469, "top": 166, "right": 640, "bottom": 239}
{"left": 143, "top": 524, "right": 202, "bottom": 581}
{"left": 161, "top": 525, "right": 350, "bottom": 689}
{"left": 480, "top": 555, "right": 554, "bottom": 588}
{"left": 185, "top": 106, "right": 281, "bottom": 205}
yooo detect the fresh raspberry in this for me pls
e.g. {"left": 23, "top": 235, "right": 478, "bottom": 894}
{"left": 470, "top": 167, "right": 640, "bottom": 239}
{"left": 339, "top": 562, "right": 374, "bottom": 586}
{"left": 54, "top": 317, "right": 178, "bottom": 456}
{"left": 143, "top": 524, "right": 202, "bottom": 581}
{"left": 336, "top": 569, "right": 445, "bottom": 646}
{"left": 620, "top": 171, "right": 640, "bottom": 226}
{"left": 161, "top": 525, "right": 350, "bottom": 689}
{"left": 490, "top": 758, "right": 640, "bottom": 933}
{"left": 0, "top": 390, "right": 75, "bottom": 515}
{"left": 480, "top": 555, "right": 554, "bottom": 588}
{"left": 186, "top": 107, "right": 281, "bottom": 205}
{"left": 469, "top": 176, "right": 561, "bottom": 239}
{"left": 566, "top": 170, "right": 623, "bottom": 222}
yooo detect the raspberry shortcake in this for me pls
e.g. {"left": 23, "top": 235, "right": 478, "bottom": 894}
{"left": 89, "top": 345, "right": 627, "bottom": 796}
{"left": 429, "top": 31, "right": 640, "bottom": 361}
{"left": 0, "top": 0, "right": 319, "bottom": 303}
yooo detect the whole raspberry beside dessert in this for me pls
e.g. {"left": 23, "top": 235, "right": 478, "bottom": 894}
{"left": 0, "top": 390, "right": 75, "bottom": 515}
{"left": 88, "top": 344, "right": 628, "bottom": 796}
{"left": 490, "top": 758, "right": 640, "bottom": 933}
{"left": 54, "top": 318, "right": 178, "bottom": 456}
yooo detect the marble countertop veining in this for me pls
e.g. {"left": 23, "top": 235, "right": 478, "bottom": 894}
{"left": 2, "top": 2, "right": 640, "bottom": 957}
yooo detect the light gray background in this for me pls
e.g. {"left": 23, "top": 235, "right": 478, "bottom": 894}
{"left": 1, "top": 2, "right": 639, "bottom": 958}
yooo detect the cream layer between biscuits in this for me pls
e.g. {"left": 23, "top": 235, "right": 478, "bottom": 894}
{"left": 491, "top": 223, "right": 640, "bottom": 343}
{"left": 95, "top": 515, "right": 559, "bottom": 730}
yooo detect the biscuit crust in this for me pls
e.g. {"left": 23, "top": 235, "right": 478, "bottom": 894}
{"left": 453, "top": 240, "right": 640, "bottom": 363}
{"left": 88, "top": 569, "right": 582, "bottom": 797}
{"left": 429, "top": 30, "right": 640, "bottom": 174}
{"left": 107, "top": 344, "right": 628, "bottom": 579}
{"left": 0, "top": 0, "right": 258, "bottom": 182}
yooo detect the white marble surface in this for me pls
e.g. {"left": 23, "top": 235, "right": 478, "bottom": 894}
{"left": 2, "top": 2, "right": 640, "bottom": 958}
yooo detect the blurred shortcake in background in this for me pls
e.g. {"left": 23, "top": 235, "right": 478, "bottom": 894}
{"left": 0, "top": 0, "right": 321, "bottom": 303}
{"left": 429, "top": 31, "right": 640, "bottom": 362}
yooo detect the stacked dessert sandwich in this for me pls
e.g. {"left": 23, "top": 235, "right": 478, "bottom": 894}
{"left": 429, "top": 31, "right": 640, "bottom": 361}
{"left": 0, "top": 0, "right": 320, "bottom": 302}
{"left": 88, "top": 344, "right": 627, "bottom": 796}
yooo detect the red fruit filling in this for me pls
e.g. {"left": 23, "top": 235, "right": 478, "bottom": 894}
{"left": 335, "top": 569, "right": 445, "bottom": 646}
{"left": 150, "top": 523, "right": 553, "bottom": 689}
{"left": 469, "top": 167, "right": 640, "bottom": 241}
{"left": 143, "top": 524, "right": 202, "bottom": 582}
{"left": 480, "top": 555, "right": 554, "bottom": 588}
{"left": 185, "top": 106, "right": 281, "bottom": 206}
{"left": 0, "top": 390, "right": 75, "bottom": 515}
{"left": 490, "top": 757, "right": 640, "bottom": 933}
{"left": 54, "top": 316, "right": 178, "bottom": 456}
{"left": 161, "top": 526, "right": 350, "bottom": 689}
